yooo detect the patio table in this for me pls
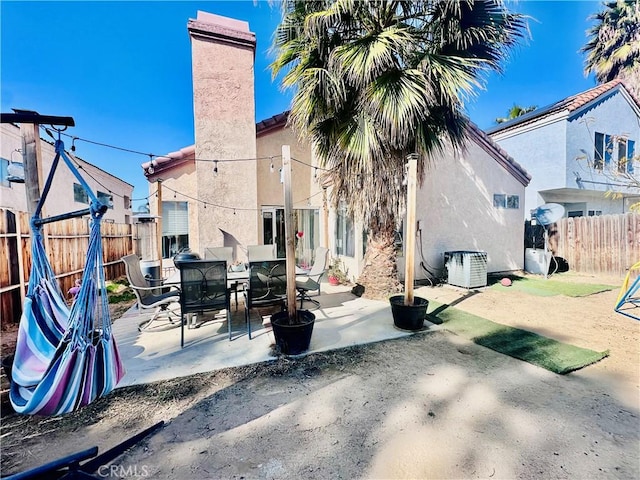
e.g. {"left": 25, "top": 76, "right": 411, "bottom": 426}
{"left": 164, "top": 263, "right": 308, "bottom": 312}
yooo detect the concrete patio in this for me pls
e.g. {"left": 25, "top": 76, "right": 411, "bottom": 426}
{"left": 112, "top": 283, "right": 415, "bottom": 387}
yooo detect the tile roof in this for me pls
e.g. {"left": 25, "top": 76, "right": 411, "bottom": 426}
{"left": 466, "top": 122, "right": 531, "bottom": 186}
{"left": 142, "top": 113, "right": 530, "bottom": 186}
{"left": 256, "top": 111, "right": 289, "bottom": 136}
{"left": 486, "top": 79, "right": 637, "bottom": 134}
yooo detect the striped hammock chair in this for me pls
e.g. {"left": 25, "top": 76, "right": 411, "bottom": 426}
{"left": 10, "top": 138, "right": 125, "bottom": 415}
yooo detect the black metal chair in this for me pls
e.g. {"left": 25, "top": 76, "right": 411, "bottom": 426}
{"left": 244, "top": 260, "right": 287, "bottom": 339}
{"left": 121, "top": 254, "right": 181, "bottom": 332}
{"left": 177, "top": 259, "right": 231, "bottom": 347}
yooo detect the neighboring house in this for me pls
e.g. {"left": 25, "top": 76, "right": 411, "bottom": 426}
{"left": 487, "top": 80, "right": 640, "bottom": 218}
{"left": 1, "top": 123, "right": 134, "bottom": 223}
{"left": 143, "top": 11, "right": 531, "bottom": 278}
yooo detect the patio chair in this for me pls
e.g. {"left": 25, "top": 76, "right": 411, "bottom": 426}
{"left": 247, "top": 244, "right": 276, "bottom": 262}
{"left": 203, "top": 246, "right": 233, "bottom": 265}
{"left": 177, "top": 259, "right": 232, "bottom": 348}
{"left": 204, "top": 246, "right": 245, "bottom": 310}
{"left": 121, "top": 254, "right": 181, "bottom": 332}
{"left": 295, "top": 247, "right": 329, "bottom": 309}
{"left": 244, "top": 260, "right": 287, "bottom": 339}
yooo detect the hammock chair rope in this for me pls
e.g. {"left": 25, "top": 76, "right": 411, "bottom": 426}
{"left": 10, "top": 135, "right": 125, "bottom": 415}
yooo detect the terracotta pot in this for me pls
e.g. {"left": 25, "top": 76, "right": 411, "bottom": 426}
{"left": 328, "top": 276, "right": 340, "bottom": 286}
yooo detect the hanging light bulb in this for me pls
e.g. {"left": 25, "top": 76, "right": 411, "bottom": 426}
{"left": 71, "top": 137, "right": 77, "bottom": 152}
{"left": 279, "top": 167, "right": 284, "bottom": 184}
{"left": 270, "top": 157, "right": 274, "bottom": 173}
{"left": 147, "top": 155, "right": 155, "bottom": 175}
{"left": 214, "top": 161, "right": 219, "bottom": 177}
{"left": 174, "top": 191, "right": 177, "bottom": 199}
{"left": 314, "top": 167, "right": 318, "bottom": 182}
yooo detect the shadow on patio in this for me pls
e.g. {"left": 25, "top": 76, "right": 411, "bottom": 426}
{"left": 112, "top": 283, "right": 416, "bottom": 388}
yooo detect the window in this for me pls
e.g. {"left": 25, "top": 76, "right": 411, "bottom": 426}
{"left": 568, "top": 210, "right": 583, "bottom": 218}
{"left": 588, "top": 210, "right": 602, "bottom": 216}
{"left": 507, "top": 195, "right": 520, "bottom": 209}
{"left": 0, "top": 158, "right": 10, "bottom": 187}
{"left": 123, "top": 195, "right": 131, "bottom": 210}
{"left": 335, "top": 204, "right": 354, "bottom": 257}
{"left": 74, "top": 183, "right": 89, "bottom": 204}
{"left": 618, "top": 139, "right": 635, "bottom": 174}
{"left": 593, "top": 132, "right": 614, "bottom": 170}
{"left": 162, "top": 201, "right": 189, "bottom": 258}
{"left": 97, "top": 191, "right": 113, "bottom": 209}
{"left": 595, "top": 132, "right": 635, "bottom": 173}
{"left": 493, "top": 194, "right": 519, "bottom": 209}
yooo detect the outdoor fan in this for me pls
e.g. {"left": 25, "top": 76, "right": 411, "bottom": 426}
{"left": 531, "top": 203, "right": 565, "bottom": 279}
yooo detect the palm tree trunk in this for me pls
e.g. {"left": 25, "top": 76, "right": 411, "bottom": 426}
{"left": 356, "top": 222, "right": 402, "bottom": 300}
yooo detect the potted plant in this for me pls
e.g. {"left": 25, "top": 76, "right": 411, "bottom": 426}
{"left": 327, "top": 257, "right": 349, "bottom": 286}
{"left": 230, "top": 260, "right": 246, "bottom": 272}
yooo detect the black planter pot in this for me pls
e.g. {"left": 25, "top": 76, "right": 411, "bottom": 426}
{"left": 271, "top": 310, "right": 316, "bottom": 355}
{"left": 389, "top": 295, "right": 429, "bottom": 331}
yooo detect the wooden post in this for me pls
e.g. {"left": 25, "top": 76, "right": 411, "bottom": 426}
{"left": 322, "top": 187, "right": 329, "bottom": 248}
{"left": 403, "top": 155, "right": 418, "bottom": 305}
{"left": 20, "top": 123, "right": 44, "bottom": 217}
{"left": 282, "top": 145, "right": 298, "bottom": 320}
{"left": 156, "top": 179, "right": 163, "bottom": 262}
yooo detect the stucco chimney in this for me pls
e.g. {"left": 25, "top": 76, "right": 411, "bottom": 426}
{"left": 188, "top": 11, "right": 258, "bottom": 255}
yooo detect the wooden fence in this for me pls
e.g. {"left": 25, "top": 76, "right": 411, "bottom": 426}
{"left": 552, "top": 213, "right": 640, "bottom": 278}
{"left": 0, "top": 209, "right": 141, "bottom": 328}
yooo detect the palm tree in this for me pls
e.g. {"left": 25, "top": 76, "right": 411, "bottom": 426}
{"left": 582, "top": 0, "right": 640, "bottom": 98}
{"left": 495, "top": 104, "right": 537, "bottom": 124}
{"left": 271, "top": 0, "right": 527, "bottom": 299}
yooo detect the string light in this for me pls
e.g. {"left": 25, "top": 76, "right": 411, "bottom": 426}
{"left": 47, "top": 128, "right": 335, "bottom": 172}
{"left": 71, "top": 137, "right": 77, "bottom": 152}
{"left": 270, "top": 157, "right": 274, "bottom": 173}
{"left": 213, "top": 161, "right": 218, "bottom": 177}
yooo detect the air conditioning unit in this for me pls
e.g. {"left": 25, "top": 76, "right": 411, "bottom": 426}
{"left": 444, "top": 251, "right": 488, "bottom": 289}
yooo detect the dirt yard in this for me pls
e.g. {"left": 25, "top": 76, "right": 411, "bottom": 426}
{"left": 1, "top": 272, "right": 638, "bottom": 479}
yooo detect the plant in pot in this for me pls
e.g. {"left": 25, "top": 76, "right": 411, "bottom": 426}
{"left": 327, "top": 257, "right": 349, "bottom": 286}
{"left": 389, "top": 156, "right": 429, "bottom": 331}
{"left": 230, "top": 260, "right": 246, "bottom": 272}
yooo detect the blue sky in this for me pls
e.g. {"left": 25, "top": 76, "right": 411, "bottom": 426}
{"left": 1, "top": 1, "right": 600, "bottom": 210}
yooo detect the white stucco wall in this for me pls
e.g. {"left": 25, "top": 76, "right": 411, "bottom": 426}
{"left": 415, "top": 140, "right": 526, "bottom": 275}
{"left": 491, "top": 117, "right": 566, "bottom": 217}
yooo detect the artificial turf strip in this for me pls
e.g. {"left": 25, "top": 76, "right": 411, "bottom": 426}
{"left": 428, "top": 301, "right": 609, "bottom": 374}
{"left": 490, "top": 277, "right": 616, "bottom": 297}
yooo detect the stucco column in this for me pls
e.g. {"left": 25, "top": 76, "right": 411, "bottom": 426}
{"left": 188, "top": 11, "right": 258, "bottom": 258}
